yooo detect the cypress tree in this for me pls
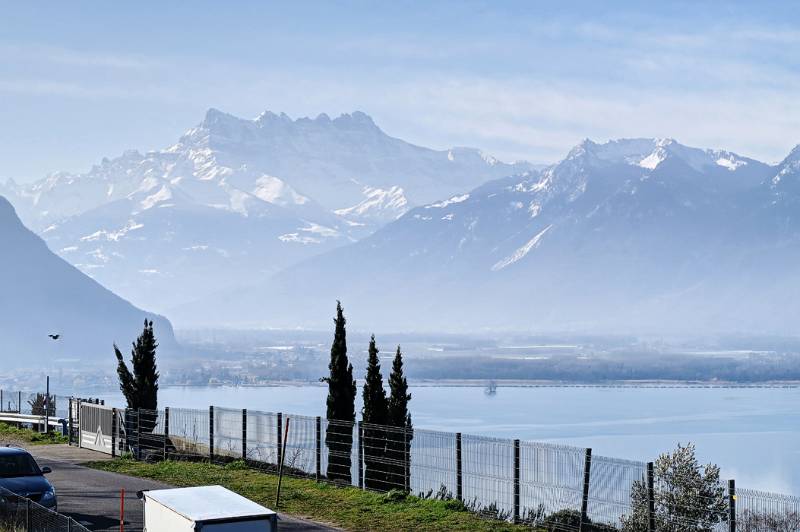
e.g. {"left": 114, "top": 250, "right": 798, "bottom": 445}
{"left": 114, "top": 319, "right": 160, "bottom": 411}
{"left": 361, "top": 335, "right": 389, "bottom": 490}
{"left": 115, "top": 319, "right": 160, "bottom": 436}
{"left": 323, "top": 301, "right": 356, "bottom": 483}
{"left": 387, "top": 345, "right": 413, "bottom": 491}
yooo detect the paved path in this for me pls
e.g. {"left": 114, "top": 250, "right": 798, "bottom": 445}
{"left": 25, "top": 445, "right": 337, "bottom": 531}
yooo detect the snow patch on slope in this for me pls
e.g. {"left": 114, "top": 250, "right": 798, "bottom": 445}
{"left": 491, "top": 225, "right": 553, "bottom": 272}
{"left": 278, "top": 222, "right": 340, "bottom": 245}
{"left": 80, "top": 220, "right": 144, "bottom": 242}
{"left": 716, "top": 156, "right": 747, "bottom": 171}
{"left": 639, "top": 150, "right": 666, "bottom": 170}
{"left": 427, "top": 194, "right": 470, "bottom": 209}
{"left": 253, "top": 175, "right": 309, "bottom": 206}
{"left": 140, "top": 185, "right": 172, "bottom": 210}
{"left": 334, "top": 186, "right": 408, "bottom": 220}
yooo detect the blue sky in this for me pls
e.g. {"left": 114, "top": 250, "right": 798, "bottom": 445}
{"left": 1, "top": 1, "right": 799, "bottom": 181}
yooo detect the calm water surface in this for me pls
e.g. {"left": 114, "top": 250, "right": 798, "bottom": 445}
{"left": 100, "top": 385, "right": 800, "bottom": 494}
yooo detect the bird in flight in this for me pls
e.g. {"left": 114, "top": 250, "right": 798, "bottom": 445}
{"left": 48, "top": 334, "right": 60, "bottom": 340}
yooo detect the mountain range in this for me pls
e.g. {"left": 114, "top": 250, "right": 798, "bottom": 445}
{"left": 4, "top": 107, "right": 800, "bottom": 336}
{"left": 0, "top": 196, "right": 175, "bottom": 363}
{"left": 178, "top": 137, "right": 800, "bottom": 335}
{"left": 1, "top": 109, "right": 531, "bottom": 311}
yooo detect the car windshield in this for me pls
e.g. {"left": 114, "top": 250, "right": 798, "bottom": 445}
{"left": 0, "top": 454, "right": 41, "bottom": 478}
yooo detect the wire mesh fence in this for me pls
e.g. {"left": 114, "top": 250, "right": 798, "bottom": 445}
{"left": 92, "top": 405, "right": 735, "bottom": 530}
{"left": 587, "top": 454, "right": 646, "bottom": 528}
{"left": 520, "top": 441, "right": 586, "bottom": 526}
{"left": 0, "top": 485, "right": 91, "bottom": 532}
{"left": 736, "top": 488, "right": 800, "bottom": 532}
{"left": 245, "top": 409, "right": 279, "bottom": 465}
{"left": 1, "top": 391, "right": 790, "bottom": 532}
{"left": 0, "top": 390, "right": 72, "bottom": 420}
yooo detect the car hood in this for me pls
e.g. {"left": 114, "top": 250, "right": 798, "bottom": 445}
{"left": 0, "top": 475, "right": 52, "bottom": 495}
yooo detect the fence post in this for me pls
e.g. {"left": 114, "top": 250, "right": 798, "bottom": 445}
{"left": 456, "top": 432, "right": 463, "bottom": 502}
{"left": 68, "top": 398, "right": 73, "bottom": 446}
{"left": 242, "top": 409, "right": 247, "bottom": 461}
{"left": 315, "top": 416, "right": 321, "bottom": 482}
{"left": 579, "top": 448, "right": 592, "bottom": 532}
{"left": 26, "top": 498, "right": 31, "bottom": 530}
{"left": 403, "top": 426, "right": 410, "bottom": 493}
{"left": 77, "top": 399, "right": 82, "bottom": 448}
{"left": 358, "top": 421, "right": 364, "bottom": 490}
{"left": 277, "top": 413, "right": 283, "bottom": 466}
{"left": 18, "top": 391, "right": 21, "bottom": 413}
{"left": 729, "top": 479, "right": 736, "bottom": 532}
{"left": 45, "top": 375, "right": 50, "bottom": 434}
{"left": 136, "top": 408, "right": 142, "bottom": 460}
{"left": 513, "top": 439, "right": 521, "bottom": 523}
{"left": 111, "top": 408, "right": 117, "bottom": 458}
{"left": 209, "top": 406, "right": 215, "bottom": 461}
{"left": 647, "top": 462, "right": 655, "bottom": 532}
{"left": 163, "top": 407, "right": 170, "bottom": 460}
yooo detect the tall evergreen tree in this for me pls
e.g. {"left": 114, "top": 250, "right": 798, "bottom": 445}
{"left": 361, "top": 335, "right": 389, "bottom": 490}
{"left": 387, "top": 345, "right": 413, "bottom": 491}
{"left": 115, "top": 319, "right": 160, "bottom": 438}
{"left": 322, "top": 301, "right": 356, "bottom": 483}
{"left": 114, "top": 319, "right": 159, "bottom": 411}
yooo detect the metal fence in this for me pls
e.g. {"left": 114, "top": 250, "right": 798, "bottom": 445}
{"left": 108, "top": 403, "right": 800, "bottom": 531}
{"left": 0, "top": 390, "right": 71, "bottom": 420}
{"left": 736, "top": 488, "right": 800, "bottom": 532}
{"left": 6, "top": 389, "right": 800, "bottom": 531}
{"left": 0, "top": 485, "right": 90, "bottom": 532}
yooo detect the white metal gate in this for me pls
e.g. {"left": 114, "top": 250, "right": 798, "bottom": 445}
{"left": 79, "top": 402, "right": 115, "bottom": 454}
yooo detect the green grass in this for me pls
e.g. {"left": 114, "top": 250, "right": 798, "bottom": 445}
{"left": 0, "top": 421, "right": 68, "bottom": 445}
{"left": 87, "top": 458, "right": 529, "bottom": 531}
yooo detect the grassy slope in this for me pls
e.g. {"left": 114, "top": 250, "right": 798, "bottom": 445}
{"left": 87, "top": 458, "right": 528, "bottom": 531}
{"left": 0, "top": 421, "right": 68, "bottom": 445}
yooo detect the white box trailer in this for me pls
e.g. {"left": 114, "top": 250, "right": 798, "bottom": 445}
{"left": 140, "top": 485, "right": 278, "bottom": 531}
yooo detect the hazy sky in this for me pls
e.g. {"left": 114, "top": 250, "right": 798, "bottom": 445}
{"left": 1, "top": 1, "right": 799, "bottom": 182}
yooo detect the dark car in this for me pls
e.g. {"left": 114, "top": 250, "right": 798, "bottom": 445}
{"left": 0, "top": 447, "right": 56, "bottom": 510}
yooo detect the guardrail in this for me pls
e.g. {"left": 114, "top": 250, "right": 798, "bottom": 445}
{"left": 0, "top": 413, "right": 68, "bottom": 434}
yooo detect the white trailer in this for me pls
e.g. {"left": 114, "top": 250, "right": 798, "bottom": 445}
{"left": 140, "top": 485, "right": 278, "bottom": 531}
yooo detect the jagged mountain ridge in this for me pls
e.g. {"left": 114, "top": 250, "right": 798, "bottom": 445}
{"left": 2, "top": 109, "right": 532, "bottom": 229}
{"left": 0, "top": 196, "right": 176, "bottom": 363}
{"left": 180, "top": 138, "right": 800, "bottom": 335}
{"left": 0, "top": 109, "right": 530, "bottom": 312}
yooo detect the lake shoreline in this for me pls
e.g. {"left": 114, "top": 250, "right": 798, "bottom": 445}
{"left": 158, "top": 378, "right": 800, "bottom": 389}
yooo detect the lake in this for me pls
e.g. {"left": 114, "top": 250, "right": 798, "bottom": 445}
{"left": 98, "top": 384, "right": 800, "bottom": 494}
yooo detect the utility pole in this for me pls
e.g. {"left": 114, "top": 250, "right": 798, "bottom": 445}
{"left": 46, "top": 332, "right": 60, "bottom": 434}
{"left": 45, "top": 375, "right": 50, "bottom": 434}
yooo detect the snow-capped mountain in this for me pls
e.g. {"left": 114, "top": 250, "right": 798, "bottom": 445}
{"left": 0, "top": 196, "right": 175, "bottom": 363}
{"left": 2, "top": 109, "right": 530, "bottom": 311}
{"left": 334, "top": 186, "right": 409, "bottom": 223}
{"left": 181, "top": 138, "right": 800, "bottom": 335}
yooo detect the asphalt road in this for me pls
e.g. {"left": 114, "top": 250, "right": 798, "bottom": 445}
{"left": 25, "top": 445, "right": 336, "bottom": 532}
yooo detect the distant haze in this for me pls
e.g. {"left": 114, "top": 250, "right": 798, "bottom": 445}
{"left": 0, "top": 196, "right": 175, "bottom": 363}
{"left": 0, "top": 109, "right": 531, "bottom": 311}
{"left": 4, "top": 107, "right": 800, "bottom": 336}
{"left": 179, "top": 134, "right": 800, "bottom": 335}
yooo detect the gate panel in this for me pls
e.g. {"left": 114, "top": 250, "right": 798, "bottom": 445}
{"left": 79, "top": 403, "right": 115, "bottom": 454}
